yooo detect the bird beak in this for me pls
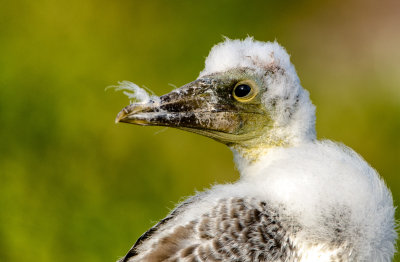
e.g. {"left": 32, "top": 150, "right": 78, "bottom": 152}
{"left": 115, "top": 78, "right": 265, "bottom": 144}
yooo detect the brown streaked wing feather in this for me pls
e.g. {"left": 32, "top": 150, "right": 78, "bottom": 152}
{"left": 121, "top": 198, "right": 298, "bottom": 262}
{"left": 119, "top": 194, "right": 206, "bottom": 262}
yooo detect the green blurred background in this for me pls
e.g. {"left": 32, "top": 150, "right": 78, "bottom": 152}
{"left": 0, "top": 0, "right": 399, "bottom": 261}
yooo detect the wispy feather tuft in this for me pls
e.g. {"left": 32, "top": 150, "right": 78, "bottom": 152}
{"left": 110, "top": 81, "right": 160, "bottom": 104}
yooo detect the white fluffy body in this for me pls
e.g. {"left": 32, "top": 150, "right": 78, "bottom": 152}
{"left": 134, "top": 141, "right": 397, "bottom": 262}
{"left": 243, "top": 141, "right": 396, "bottom": 261}
{"left": 149, "top": 141, "right": 396, "bottom": 261}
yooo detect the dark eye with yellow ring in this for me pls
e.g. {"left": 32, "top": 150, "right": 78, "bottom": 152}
{"left": 232, "top": 80, "right": 258, "bottom": 102}
{"left": 234, "top": 84, "right": 251, "bottom": 97}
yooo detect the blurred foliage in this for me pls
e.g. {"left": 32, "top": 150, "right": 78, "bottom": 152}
{"left": 0, "top": 0, "right": 399, "bottom": 261}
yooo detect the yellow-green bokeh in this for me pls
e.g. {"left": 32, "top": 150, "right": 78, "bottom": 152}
{"left": 0, "top": 0, "right": 399, "bottom": 261}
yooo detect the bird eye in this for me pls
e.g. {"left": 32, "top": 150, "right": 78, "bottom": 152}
{"left": 234, "top": 84, "right": 251, "bottom": 97}
{"left": 233, "top": 80, "right": 258, "bottom": 102}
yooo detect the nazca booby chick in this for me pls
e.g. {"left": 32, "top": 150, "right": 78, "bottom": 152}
{"left": 115, "top": 38, "right": 397, "bottom": 262}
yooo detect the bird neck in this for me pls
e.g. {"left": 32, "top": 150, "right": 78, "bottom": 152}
{"left": 230, "top": 131, "right": 315, "bottom": 175}
{"left": 229, "top": 139, "right": 284, "bottom": 176}
{"left": 231, "top": 139, "right": 286, "bottom": 163}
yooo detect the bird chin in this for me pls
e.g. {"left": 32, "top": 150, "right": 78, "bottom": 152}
{"left": 176, "top": 127, "right": 266, "bottom": 146}
{"left": 116, "top": 109, "right": 260, "bottom": 145}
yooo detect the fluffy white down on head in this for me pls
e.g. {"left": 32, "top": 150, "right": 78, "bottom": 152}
{"left": 200, "top": 37, "right": 316, "bottom": 145}
{"left": 199, "top": 37, "right": 294, "bottom": 77}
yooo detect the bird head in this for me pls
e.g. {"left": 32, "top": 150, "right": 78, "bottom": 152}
{"left": 116, "top": 38, "right": 316, "bottom": 161}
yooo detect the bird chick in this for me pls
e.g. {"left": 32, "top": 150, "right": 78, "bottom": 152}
{"left": 115, "top": 37, "right": 397, "bottom": 262}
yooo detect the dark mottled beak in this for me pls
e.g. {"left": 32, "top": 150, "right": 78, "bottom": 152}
{"left": 116, "top": 78, "right": 267, "bottom": 144}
